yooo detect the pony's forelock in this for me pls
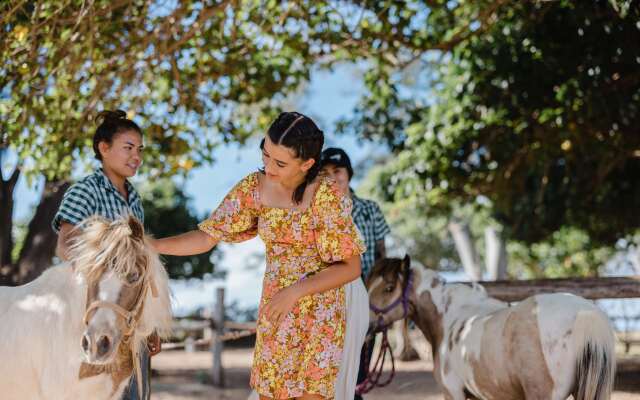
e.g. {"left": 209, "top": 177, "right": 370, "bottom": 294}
{"left": 70, "top": 216, "right": 147, "bottom": 281}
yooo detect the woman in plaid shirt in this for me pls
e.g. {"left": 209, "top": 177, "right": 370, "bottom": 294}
{"left": 52, "top": 110, "right": 159, "bottom": 400}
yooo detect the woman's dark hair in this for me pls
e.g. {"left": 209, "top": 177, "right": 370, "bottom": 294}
{"left": 260, "top": 111, "right": 324, "bottom": 204}
{"left": 93, "top": 109, "right": 142, "bottom": 161}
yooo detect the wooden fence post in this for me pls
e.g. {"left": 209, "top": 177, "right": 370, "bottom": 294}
{"left": 212, "top": 287, "right": 225, "bottom": 387}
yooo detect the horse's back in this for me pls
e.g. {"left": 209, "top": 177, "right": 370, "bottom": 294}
{"left": 455, "top": 292, "right": 612, "bottom": 400}
{"left": 0, "top": 264, "right": 77, "bottom": 317}
{"left": 0, "top": 264, "right": 86, "bottom": 400}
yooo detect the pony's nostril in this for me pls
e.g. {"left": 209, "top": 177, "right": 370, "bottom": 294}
{"left": 81, "top": 335, "right": 90, "bottom": 353}
{"left": 97, "top": 335, "right": 111, "bottom": 357}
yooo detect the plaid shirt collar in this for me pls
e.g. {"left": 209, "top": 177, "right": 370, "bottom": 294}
{"left": 96, "top": 168, "right": 137, "bottom": 202}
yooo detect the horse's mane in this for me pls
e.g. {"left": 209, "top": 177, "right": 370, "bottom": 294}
{"left": 139, "top": 246, "right": 173, "bottom": 338}
{"left": 69, "top": 216, "right": 146, "bottom": 281}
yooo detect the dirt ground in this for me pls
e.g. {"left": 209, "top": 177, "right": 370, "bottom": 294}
{"left": 150, "top": 333, "right": 640, "bottom": 400}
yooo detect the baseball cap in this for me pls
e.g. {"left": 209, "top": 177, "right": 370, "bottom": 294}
{"left": 321, "top": 147, "right": 353, "bottom": 178}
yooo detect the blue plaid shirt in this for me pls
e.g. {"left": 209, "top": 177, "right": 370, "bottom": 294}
{"left": 52, "top": 168, "right": 144, "bottom": 232}
{"left": 351, "top": 191, "right": 391, "bottom": 279}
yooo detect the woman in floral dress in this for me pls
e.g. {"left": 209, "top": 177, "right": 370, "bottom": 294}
{"left": 153, "top": 112, "right": 365, "bottom": 400}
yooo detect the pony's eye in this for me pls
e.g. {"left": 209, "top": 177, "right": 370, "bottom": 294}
{"left": 126, "top": 271, "right": 140, "bottom": 284}
{"left": 384, "top": 285, "right": 394, "bottom": 293}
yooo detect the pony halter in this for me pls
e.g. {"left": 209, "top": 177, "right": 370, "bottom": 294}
{"left": 83, "top": 271, "right": 159, "bottom": 338}
{"left": 369, "top": 269, "right": 414, "bottom": 331}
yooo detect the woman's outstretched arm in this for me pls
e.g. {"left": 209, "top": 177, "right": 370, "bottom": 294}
{"left": 150, "top": 230, "right": 218, "bottom": 256}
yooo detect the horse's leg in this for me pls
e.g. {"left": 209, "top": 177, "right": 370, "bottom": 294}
{"left": 437, "top": 366, "right": 467, "bottom": 400}
{"left": 396, "top": 319, "right": 420, "bottom": 361}
{"left": 442, "top": 388, "right": 466, "bottom": 400}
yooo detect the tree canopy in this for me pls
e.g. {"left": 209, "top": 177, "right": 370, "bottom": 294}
{"left": 356, "top": 1, "right": 640, "bottom": 250}
{"left": 2, "top": 0, "right": 507, "bottom": 282}
{"left": 2, "top": 0, "right": 506, "bottom": 179}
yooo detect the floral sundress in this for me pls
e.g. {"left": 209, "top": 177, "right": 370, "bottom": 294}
{"left": 198, "top": 172, "right": 365, "bottom": 399}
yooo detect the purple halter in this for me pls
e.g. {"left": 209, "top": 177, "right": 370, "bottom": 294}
{"left": 369, "top": 269, "right": 413, "bottom": 332}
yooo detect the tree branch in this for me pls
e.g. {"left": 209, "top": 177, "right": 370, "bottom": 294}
{"left": 163, "top": 2, "right": 232, "bottom": 56}
{"left": 8, "top": 165, "right": 20, "bottom": 189}
{"left": 0, "top": 0, "right": 28, "bottom": 26}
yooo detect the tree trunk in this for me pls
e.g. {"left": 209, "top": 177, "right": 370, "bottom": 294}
{"left": 15, "top": 179, "right": 69, "bottom": 284}
{"left": 485, "top": 226, "right": 508, "bottom": 280}
{"left": 0, "top": 162, "right": 20, "bottom": 286}
{"left": 449, "top": 221, "right": 481, "bottom": 281}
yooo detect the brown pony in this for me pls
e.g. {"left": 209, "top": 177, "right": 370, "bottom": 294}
{"left": 366, "top": 256, "right": 616, "bottom": 400}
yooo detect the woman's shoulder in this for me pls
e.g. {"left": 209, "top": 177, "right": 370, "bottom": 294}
{"left": 241, "top": 171, "right": 260, "bottom": 185}
{"left": 311, "top": 174, "right": 343, "bottom": 208}
{"left": 317, "top": 174, "right": 340, "bottom": 194}
{"left": 65, "top": 172, "right": 102, "bottom": 197}
{"left": 232, "top": 171, "right": 259, "bottom": 189}
{"left": 229, "top": 172, "right": 260, "bottom": 203}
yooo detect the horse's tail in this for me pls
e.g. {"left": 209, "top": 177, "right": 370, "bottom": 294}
{"left": 572, "top": 308, "right": 616, "bottom": 400}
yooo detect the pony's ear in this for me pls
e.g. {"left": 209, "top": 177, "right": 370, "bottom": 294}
{"left": 128, "top": 215, "right": 144, "bottom": 241}
{"left": 402, "top": 254, "right": 411, "bottom": 284}
{"left": 403, "top": 254, "right": 411, "bottom": 270}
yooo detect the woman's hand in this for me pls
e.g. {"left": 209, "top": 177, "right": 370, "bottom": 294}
{"left": 262, "top": 285, "right": 303, "bottom": 327}
{"left": 147, "top": 331, "right": 162, "bottom": 356}
{"left": 146, "top": 237, "right": 159, "bottom": 252}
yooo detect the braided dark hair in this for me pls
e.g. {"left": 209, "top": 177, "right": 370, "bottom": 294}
{"left": 261, "top": 111, "right": 324, "bottom": 204}
{"left": 93, "top": 109, "right": 142, "bottom": 161}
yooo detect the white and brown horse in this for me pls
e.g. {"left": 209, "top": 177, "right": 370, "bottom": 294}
{"left": 367, "top": 256, "right": 616, "bottom": 400}
{"left": 0, "top": 216, "right": 172, "bottom": 400}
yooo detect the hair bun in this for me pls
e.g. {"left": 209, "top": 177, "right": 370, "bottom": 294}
{"left": 95, "top": 109, "right": 127, "bottom": 125}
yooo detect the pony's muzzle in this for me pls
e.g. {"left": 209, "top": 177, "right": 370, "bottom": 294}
{"left": 81, "top": 330, "right": 118, "bottom": 363}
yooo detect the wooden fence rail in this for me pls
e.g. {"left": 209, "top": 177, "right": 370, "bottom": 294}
{"left": 478, "top": 275, "right": 640, "bottom": 302}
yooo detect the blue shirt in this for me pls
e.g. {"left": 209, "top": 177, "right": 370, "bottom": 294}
{"left": 351, "top": 192, "right": 391, "bottom": 278}
{"left": 52, "top": 168, "right": 144, "bottom": 232}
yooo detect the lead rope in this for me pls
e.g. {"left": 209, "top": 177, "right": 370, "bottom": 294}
{"left": 130, "top": 274, "right": 158, "bottom": 400}
{"left": 355, "top": 324, "right": 396, "bottom": 395}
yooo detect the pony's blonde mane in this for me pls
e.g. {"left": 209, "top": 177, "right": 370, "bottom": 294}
{"left": 69, "top": 216, "right": 147, "bottom": 281}
{"left": 139, "top": 246, "right": 173, "bottom": 338}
